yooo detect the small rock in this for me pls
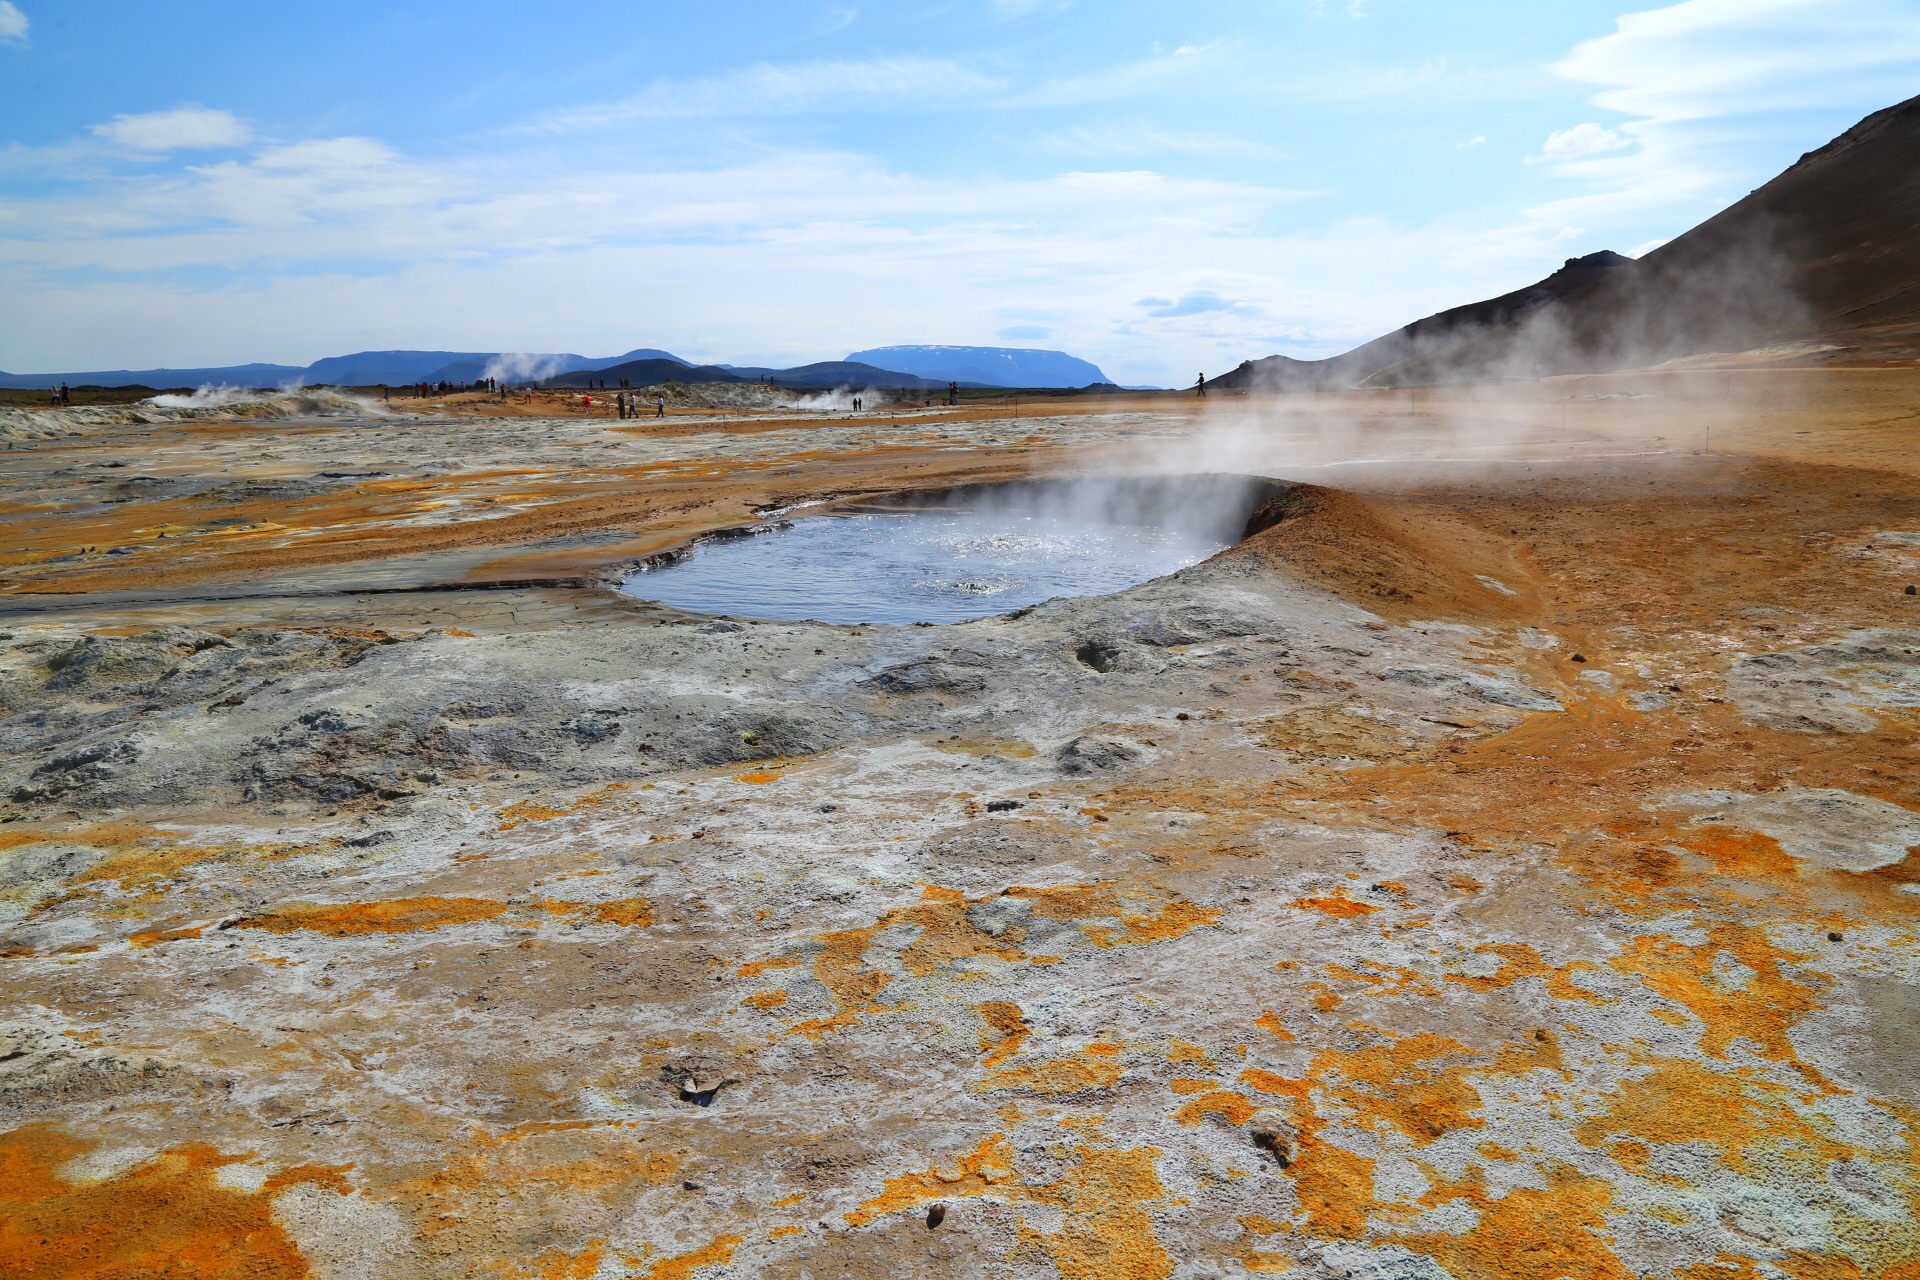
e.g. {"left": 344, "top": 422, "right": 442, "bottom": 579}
{"left": 1056, "top": 735, "right": 1139, "bottom": 774}
{"left": 661, "top": 1056, "right": 738, "bottom": 1106}
{"left": 1249, "top": 1110, "right": 1298, "bottom": 1167}
{"left": 985, "top": 799, "right": 1022, "bottom": 813}
{"left": 926, "top": 1204, "right": 946, "bottom": 1228}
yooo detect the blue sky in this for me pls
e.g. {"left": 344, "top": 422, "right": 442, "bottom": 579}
{"left": 3, "top": 0, "right": 1918, "bottom": 384}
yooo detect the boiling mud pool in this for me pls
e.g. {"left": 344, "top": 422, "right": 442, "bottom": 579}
{"left": 622, "top": 509, "right": 1230, "bottom": 625}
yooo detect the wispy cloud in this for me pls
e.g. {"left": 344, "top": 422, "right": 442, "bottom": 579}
{"left": 1537, "top": 0, "right": 1920, "bottom": 231}
{"left": 1036, "top": 121, "right": 1288, "bottom": 161}
{"left": 1004, "top": 42, "right": 1222, "bottom": 109}
{"left": 1558, "top": 0, "right": 1920, "bottom": 121}
{"left": 531, "top": 57, "right": 1003, "bottom": 132}
{"left": 92, "top": 106, "right": 251, "bottom": 152}
{"left": 987, "top": 0, "right": 1071, "bottom": 18}
{"left": 0, "top": 122, "right": 1519, "bottom": 381}
{"left": 811, "top": 5, "right": 857, "bottom": 36}
{"left": 1535, "top": 122, "right": 1632, "bottom": 162}
{"left": 1136, "top": 290, "right": 1260, "bottom": 318}
{"left": 0, "top": 2, "right": 26, "bottom": 43}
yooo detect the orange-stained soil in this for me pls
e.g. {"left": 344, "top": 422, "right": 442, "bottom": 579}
{"left": 2, "top": 368, "right": 1917, "bottom": 1280}
{"left": 0, "top": 1124, "right": 334, "bottom": 1280}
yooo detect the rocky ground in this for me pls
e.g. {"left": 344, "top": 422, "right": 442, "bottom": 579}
{"left": 1, "top": 372, "right": 1917, "bottom": 1280}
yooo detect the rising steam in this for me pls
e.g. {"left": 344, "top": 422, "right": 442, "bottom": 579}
{"left": 483, "top": 353, "right": 571, "bottom": 383}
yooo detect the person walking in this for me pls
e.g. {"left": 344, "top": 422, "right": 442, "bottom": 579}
{"left": 656, "top": 395, "right": 665, "bottom": 419}
{"left": 1196, "top": 372, "right": 1206, "bottom": 397}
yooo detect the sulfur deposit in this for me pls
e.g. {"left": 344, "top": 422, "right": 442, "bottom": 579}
{"left": 1, "top": 371, "right": 1917, "bottom": 1279}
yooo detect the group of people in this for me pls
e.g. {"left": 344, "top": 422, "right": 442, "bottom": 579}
{"left": 399, "top": 377, "right": 512, "bottom": 399}
{"left": 606, "top": 391, "right": 666, "bottom": 419}
{"left": 48, "top": 382, "right": 71, "bottom": 406}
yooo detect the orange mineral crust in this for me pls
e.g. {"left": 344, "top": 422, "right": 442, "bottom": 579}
{"left": 1, "top": 372, "right": 1917, "bottom": 1277}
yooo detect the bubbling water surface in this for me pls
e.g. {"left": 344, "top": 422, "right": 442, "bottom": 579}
{"left": 621, "top": 475, "right": 1289, "bottom": 625}
{"left": 623, "top": 510, "right": 1228, "bottom": 625}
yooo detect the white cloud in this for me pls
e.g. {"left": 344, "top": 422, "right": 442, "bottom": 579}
{"left": 989, "top": 0, "right": 1069, "bottom": 17}
{"left": 0, "top": 2, "right": 26, "bottom": 43}
{"left": 812, "top": 5, "right": 857, "bottom": 36}
{"left": 1538, "top": 122, "right": 1632, "bottom": 161}
{"left": 1137, "top": 290, "right": 1260, "bottom": 318}
{"left": 1458, "top": 135, "right": 1487, "bottom": 149}
{"left": 91, "top": 106, "right": 250, "bottom": 152}
{"left": 1532, "top": 0, "right": 1920, "bottom": 236}
{"left": 1005, "top": 42, "right": 1221, "bottom": 108}
{"left": 1558, "top": 0, "right": 1920, "bottom": 121}
{"left": 1037, "top": 121, "right": 1288, "bottom": 161}
{"left": 0, "top": 120, "right": 1577, "bottom": 383}
{"left": 532, "top": 58, "right": 1002, "bottom": 132}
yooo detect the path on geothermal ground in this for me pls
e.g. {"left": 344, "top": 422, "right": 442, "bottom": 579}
{"left": 1, "top": 371, "right": 1917, "bottom": 1280}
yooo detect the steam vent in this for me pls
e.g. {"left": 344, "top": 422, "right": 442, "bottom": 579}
{"left": 6, "top": 57, "right": 1920, "bottom": 1280}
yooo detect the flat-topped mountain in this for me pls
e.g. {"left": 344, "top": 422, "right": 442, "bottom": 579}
{"left": 546, "top": 359, "right": 964, "bottom": 392}
{"left": 846, "top": 345, "right": 1112, "bottom": 388}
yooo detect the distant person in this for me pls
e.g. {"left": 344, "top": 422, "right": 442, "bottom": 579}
{"left": 948, "top": 380, "right": 958, "bottom": 406}
{"left": 582, "top": 393, "right": 593, "bottom": 415}
{"left": 59, "top": 381, "right": 70, "bottom": 405}
{"left": 656, "top": 395, "right": 665, "bottom": 418}
{"left": 1196, "top": 372, "right": 1206, "bottom": 397}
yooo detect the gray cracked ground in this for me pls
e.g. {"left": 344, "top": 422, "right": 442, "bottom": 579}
{"left": 2, "top": 459, "right": 1919, "bottom": 1279}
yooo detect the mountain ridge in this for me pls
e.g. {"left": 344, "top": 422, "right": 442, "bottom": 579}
{"left": 1212, "top": 91, "right": 1920, "bottom": 391}
{"left": 0, "top": 348, "right": 693, "bottom": 391}
{"left": 846, "top": 345, "right": 1111, "bottom": 388}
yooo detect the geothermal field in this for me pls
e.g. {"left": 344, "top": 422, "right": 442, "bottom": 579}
{"left": 1, "top": 364, "right": 1917, "bottom": 1278}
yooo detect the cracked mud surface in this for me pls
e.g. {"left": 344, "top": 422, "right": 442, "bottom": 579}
{"left": 2, "top": 371, "right": 1918, "bottom": 1279}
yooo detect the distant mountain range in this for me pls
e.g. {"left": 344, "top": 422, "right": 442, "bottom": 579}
{"left": 0, "top": 344, "right": 1125, "bottom": 392}
{"left": 847, "top": 345, "right": 1112, "bottom": 388}
{"left": 545, "top": 359, "right": 966, "bottom": 392}
{"left": 0, "top": 348, "right": 692, "bottom": 392}
{"left": 1211, "top": 91, "right": 1920, "bottom": 391}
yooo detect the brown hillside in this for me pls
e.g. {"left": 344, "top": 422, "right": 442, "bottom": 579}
{"left": 1217, "top": 92, "right": 1920, "bottom": 390}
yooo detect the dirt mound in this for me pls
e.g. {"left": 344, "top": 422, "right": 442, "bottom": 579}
{"left": 0, "top": 388, "right": 387, "bottom": 439}
{"left": 1233, "top": 483, "right": 1531, "bottom": 622}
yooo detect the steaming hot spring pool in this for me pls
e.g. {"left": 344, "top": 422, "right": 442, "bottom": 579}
{"left": 620, "top": 475, "right": 1289, "bottom": 626}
